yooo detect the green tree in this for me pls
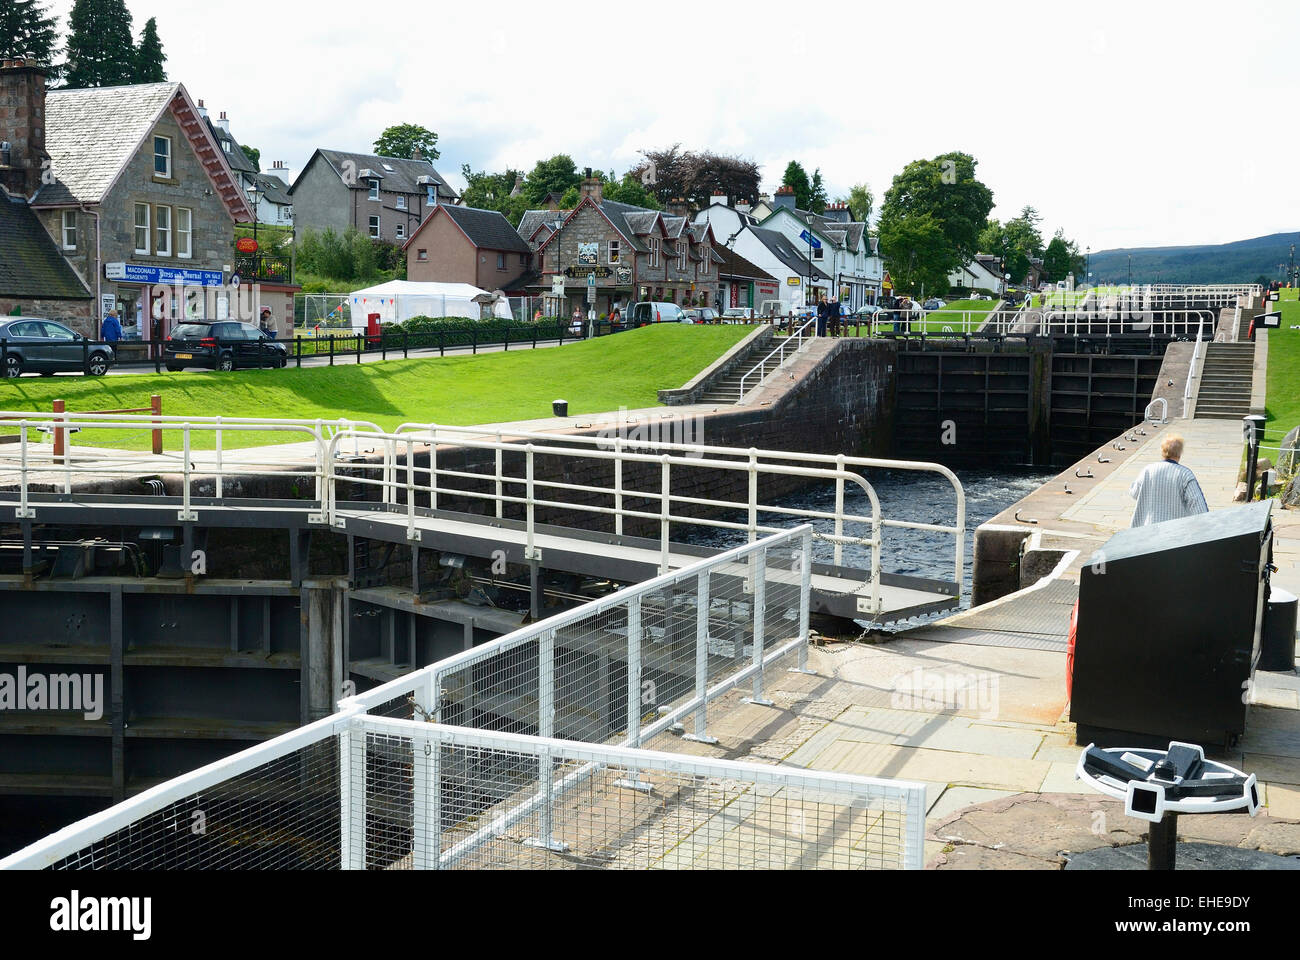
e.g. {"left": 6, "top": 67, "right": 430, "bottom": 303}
{"left": 602, "top": 170, "right": 660, "bottom": 209}
{"left": 808, "top": 169, "right": 828, "bottom": 214}
{"left": 133, "top": 16, "right": 165, "bottom": 82}
{"left": 1042, "top": 231, "right": 1071, "bottom": 283}
{"left": 460, "top": 164, "right": 529, "bottom": 221}
{"left": 781, "top": 161, "right": 812, "bottom": 210}
{"left": 838, "top": 183, "right": 873, "bottom": 223}
{"left": 879, "top": 212, "right": 950, "bottom": 297}
{"left": 1, "top": 0, "right": 60, "bottom": 72}
{"left": 64, "top": 0, "right": 136, "bottom": 88}
{"left": 1001, "top": 206, "right": 1044, "bottom": 284}
{"left": 240, "top": 144, "right": 261, "bottom": 171}
{"left": 373, "top": 123, "right": 439, "bottom": 160}
{"left": 522, "top": 154, "right": 581, "bottom": 206}
{"left": 558, "top": 185, "right": 580, "bottom": 209}
{"left": 878, "top": 152, "right": 994, "bottom": 270}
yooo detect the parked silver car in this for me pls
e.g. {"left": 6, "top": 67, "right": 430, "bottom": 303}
{"left": 0, "top": 317, "right": 115, "bottom": 377}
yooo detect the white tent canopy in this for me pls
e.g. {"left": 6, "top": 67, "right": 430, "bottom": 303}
{"left": 347, "top": 280, "right": 512, "bottom": 328}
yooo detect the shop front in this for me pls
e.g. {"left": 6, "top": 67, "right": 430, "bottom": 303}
{"left": 102, "top": 262, "right": 239, "bottom": 354}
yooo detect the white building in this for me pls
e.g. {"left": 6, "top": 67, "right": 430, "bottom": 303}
{"left": 756, "top": 191, "right": 882, "bottom": 310}
{"left": 731, "top": 226, "right": 831, "bottom": 311}
{"left": 200, "top": 102, "right": 293, "bottom": 227}
{"left": 948, "top": 254, "right": 1004, "bottom": 295}
{"left": 692, "top": 194, "right": 759, "bottom": 248}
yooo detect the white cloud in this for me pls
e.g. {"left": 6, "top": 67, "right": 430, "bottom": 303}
{"left": 45, "top": 0, "right": 1300, "bottom": 249}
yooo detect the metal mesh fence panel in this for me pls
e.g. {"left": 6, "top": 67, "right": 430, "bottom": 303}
{"left": 348, "top": 720, "right": 919, "bottom": 870}
{"left": 46, "top": 736, "right": 341, "bottom": 870}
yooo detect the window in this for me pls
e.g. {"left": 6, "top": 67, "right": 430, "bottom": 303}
{"left": 368, "top": 179, "right": 380, "bottom": 200}
{"left": 61, "top": 210, "right": 77, "bottom": 250}
{"left": 395, "top": 222, "right": 406, "bottom": 240}
{"left": 176, "top": 207, "right": 192, "bottom": 259}
{"left": 497, "top": 253, "right": 506, "bottom": 270}
{"left": 608, "top": 240, "right": 620, "bottom": 264}
{"left": 134, "top": 203, "right": 151, "bottom": 254}
{"left": 417, "top": 249, "right": 428, "bottom": 262}
{"left": 678, "top": 242, "right": 687, "bottom": 271}
{"left": 155, "top": 205, "right": 172, "bottom": 256}
{"left": 426, "top": 185, "right": 436, "bottom": 205}
{"left": 700, "top": 246, "right": 709, "bottom": 276}
{"left": 396, "top": 195, "right": 406, "bottom": 210}
{"left": 812, "top": 246, "right": 824, "bottom": 261}
{"left": 222, "top": 141, "right": 231, "bottom": 153}
{"left": 369, "top": 215, "right": 380, "bottom": 239}
{"left": 154, "top": 136, "right": 172, "bottom": 178}
{"left": 649, "top": 237, "right": 660, "bottom": 268}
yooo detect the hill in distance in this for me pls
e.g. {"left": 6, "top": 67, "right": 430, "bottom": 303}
{"left": 1085, "top": 232, "right": 1300, "bottom": 285}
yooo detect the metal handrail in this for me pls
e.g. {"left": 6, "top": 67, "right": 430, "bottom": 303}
{"left": 1183, "top": 315, "right": 1207, "bottom": 419}
{"left": 736, "top": 318, "right": 816, "bottom": 399}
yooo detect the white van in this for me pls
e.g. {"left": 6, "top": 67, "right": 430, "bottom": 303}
{"left": 628, "top": 302, "right": 688, "bottom": 325}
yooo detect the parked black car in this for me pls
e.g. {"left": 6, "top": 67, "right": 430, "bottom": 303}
{"left": 0, "top": 317, "right": 115, "bottom": 377}
{"left": 164, "top": 321, "right": 287, "bottom": 371}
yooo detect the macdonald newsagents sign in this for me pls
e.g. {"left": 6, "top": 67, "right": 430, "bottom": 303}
{"left": 104, "top": 262, "right": 225, "bottom": 288}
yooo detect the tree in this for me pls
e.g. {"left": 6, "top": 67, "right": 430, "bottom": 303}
{"left": 133, "top": 16, "right": 165, "bottom": 83}
{"left": 602, "top": 170, "right": 660, "bottom": 209}
{"left": 838, "top": 183, "right": 873, "bottom": 223}
{"left": 558, "top": 185, "right": 580, "bottom": 209}
{"left": 878, "top": 152, "right": 994, "bottom": 286}
{"left": 240, "top": 144, "right": 261, "bottom": 171}
{"left": 1042, "top": 231, "right": 1071, "bottom": 283}
{"left": 781, "top": 161, "right": 812, "bottom": 210}
{"left": 522, "top": 154, "right": 581, "bottom": 206}
{"left": 1, "top": 0, "right": 60, "bottom": 71}
{"left": 372, "top": 123, "right": 439, "bottom": 161}
{"left": 628, "top": 145, "right": 759, "bottom": 209}
{"left": 878, "top": 213, "right": 950, "bottom": 297}
{"left": 808, "top": 169, "right": 828, "bottom": 214}
{"left": 64, "top": 0, "right": 136, "bottom": 88}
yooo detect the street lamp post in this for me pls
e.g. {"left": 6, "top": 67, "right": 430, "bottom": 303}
{"left": 248, "top": 182, "right": 263, "bottom": 279}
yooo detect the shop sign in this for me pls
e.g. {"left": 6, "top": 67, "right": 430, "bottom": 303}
{"left": 564, "top": 266, "right": 610, "bottom": 279}
{"left": 104, "top": 262, "right": 225, "bottom": 287}
{"left": 577, "top": 242, "right": 598, "bottom": 266}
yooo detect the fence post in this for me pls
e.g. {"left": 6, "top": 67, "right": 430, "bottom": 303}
{"left": 179, "top": 424, "right": 196, "bottom": 521}
{"left": 472, "top": 327, "right": 478, "bottom": 355}
{"left": 494, "top": 431, "right": 503, "bottom": 519}
{"left": 339, "top": 718, "right": 367, "bottom": 869}
{"left": 793, "top": 528, "right": 816, "bottom": 674}
{"left": 614, "top": 593, "right": 651, "bottom": 792}
{"left": 747, "top": 448, "right": 758, "bottom": 543}
{"left": 524, "top": 444, "right": 536, "bottom": 561}
{"left": 743, "top": 546, "right": 773, "bottom": 706}
{"left": 17, "top": 423, "right": 34, "bottom": 520}
{"left": 834, "top": 454, "right": 846, "bottom": 566}
{"left": 52, "top": 398, "right": 65, "bottom": 462}
{"left": 150, "top": 394, "right": 162, "bottom": 455}
{"left": 153, "top": 334, "right": 161, "bottom": 374}
{"left": 659, "top": 454, "right": 671, "bottom": 574}
{"left": 356, "top": 333, "right": 362, "bottom": 364}
{"left": 405, "top": 437, "right": 420, "bottom": 542}
{"left": 328, "top": 335, "right": 334, "bottom": 366}
{"left": 403, "top": 330, "right": 409, "bottom": 360}
{"left": 523, "top": 628, "right": 569, "bottom": 853}
{"left": 683, "top": 569, "right": 717, "bottom": 743}
{"left": 214, "top": 416, "right": 223, "bottom": 500}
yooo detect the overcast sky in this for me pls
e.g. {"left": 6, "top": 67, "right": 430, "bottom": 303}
{"left": 46, "top": 0, "right": 1299, "bottom": 250}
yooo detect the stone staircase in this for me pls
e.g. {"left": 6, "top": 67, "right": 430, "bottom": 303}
{"left": 1194, "top": 342, "right": 1255, "bottom": 419}
{"left": 697, "top": 336, "right": 789, "bottom": 403}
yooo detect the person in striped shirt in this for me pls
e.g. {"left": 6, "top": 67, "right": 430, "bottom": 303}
{"left": 1128, "top": 433, "right": 1210, "bottom": 527}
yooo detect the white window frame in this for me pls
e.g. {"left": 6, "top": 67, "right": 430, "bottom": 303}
{"left": 368, "top": 215, "right": 380, "bottom": 239}
{"left": 678, "top": 242, "right": 687, "bottom": 271}
{"left": 155, "top": 205, "right": 172, "bottom": 257}
{"left": 154, "top": 136, "right": 172, "bottom": 178}
{"left": 426, "top": 185, "right": 436, "bottom": 205}
{"left": 396, "top": 194, "right": 407, "bottom": 210}
{"left": 134, "top": 203, "right": 151, "bottom": 254}
{"left": 395, "top": 222, "right": 406, "bottom": 240}
{"left": 176, "top": 207, "right": 192, "bottom": 259}
{"left": 649, "top": 237, "right": 660, "bottom": 268}
{"left": 812, "top": 246, "right": 824, "bottom": 261}
{"left": 700, "top": 245, "right": 709, "bottom": 276}
{"left": 61, "top": 210, "right": 77, "bottom": 250}
{"left": 608, "top": 240, "right": 620, "bottom": 264}
{"left": 496, "top": 252, "right": 506, "bottom": 271}
{"left": 368, "top": 179, "right": 380, "bottom": 201}
{"left": 417, "top": 249, "right": 428, "bottom": 262}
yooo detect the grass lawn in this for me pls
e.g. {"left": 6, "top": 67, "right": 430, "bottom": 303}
{"left": 0, "top": 324, "right": 751, "bottom": 451}
{"left": 1264, "top": 289, "right": 1300, "bottom": 450}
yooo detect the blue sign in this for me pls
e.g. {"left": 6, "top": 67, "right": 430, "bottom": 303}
{"left": 798, "top": 229, "right": 822, "bottom": 250}
{"left": 104, "top": 262, "right": 225, "bottom": 287}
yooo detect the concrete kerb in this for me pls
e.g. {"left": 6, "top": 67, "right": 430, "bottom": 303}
{"left": 1252, "top": 329, "right": 1268, "bottom": 416}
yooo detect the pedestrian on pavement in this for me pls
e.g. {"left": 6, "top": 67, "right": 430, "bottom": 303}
{"left": 829, "top": 297, "right": 843, "bottom": 337}
{"left": 815, "top": 295, "right": 828, "bottom": 337}
{"left": 571, "top": 307, "right": 583, "bottom": 337}
{"left": 259, "top": 307, "right": 278, "bottom": 339}
{"left": 610, "top": 306, "right": 621, "bottom": 328}
{"left": 100, "top": 309, "right": 122, "bottom": 343}
{"left": 1128, "top": 433, "right": 1210, "bottom": 527}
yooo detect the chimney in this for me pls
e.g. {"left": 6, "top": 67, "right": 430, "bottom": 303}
{"left": 196, "top": 98, "right": 208, "bottom": 118}
{"left": 735, "top": 202, "right": 752, "bottom": 215}
{"left": 580, "top": 171, "right": 603, "bottom": 204}
{"left": 773, "top": 185, "right": 796, "bottom": 210}
{"left": 823, "top": 202, "right": 851, "bottom": 224}
{"left": 710, "top": 193, "right": 728, "bottom": 207}
{"left": 216, "top": 110, "right": 230, "bottom": 133}
{"left": 266, "top": 160, "right": 290, "bottom": 184}
{"left": 509, "top": 174, "right": 523, "bottom": 197}
{"left": 665, "top": 197, "right": 688, "bottom": 220}
{"left": 0, "top": 59, "right": 49, "bottom": 198}
{"left": 411, "top": 146, "right": 423, "bottom": 162}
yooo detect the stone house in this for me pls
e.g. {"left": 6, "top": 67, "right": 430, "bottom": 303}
{"left": 0, "top": 61, "right": 255, "bottom": 338}
{"left": 404, "top": 204, "right": 536, "bottom": 294}
{"left": 289, "top": 148, "right": 459, "bottom": 246}
{"left": 521, "top": 175, "right": 725, "bottom": 318}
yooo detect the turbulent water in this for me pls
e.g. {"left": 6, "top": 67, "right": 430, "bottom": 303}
{"left": 683, "top": 466, "right": 1058, "bottom": 611}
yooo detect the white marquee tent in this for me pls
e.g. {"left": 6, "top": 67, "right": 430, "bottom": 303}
{"left": 346, "top": 280, "right": 512, "bottom": 329}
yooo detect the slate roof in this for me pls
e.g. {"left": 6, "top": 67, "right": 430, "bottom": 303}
{"left": 593, "top": 200, "right": 654, "bottom": 253}
{"left": 297, "top": 149, "right": 459, "bottom": 200}
{"left": 36, "top": 83, "right": 181, "bottom": 205}
{"left": 714, "top": 244, "right": 777, "bottom": 283}
{"left": 517, "top": 209, "right": 568, "bottom": 243}
{"left": 747, "top": 227, "right": 830, "bottom": 280}
{"left": 0, "top": 195, "right": 92, "bottom": 300}
{"left": 249, "top": 171, "right": 292, "bottom": 206}
{"left": 441, "top": 204, "right": 530, "bottom": 253}
{"left": 204, "top": 117, "right": 257, "bottom": 175}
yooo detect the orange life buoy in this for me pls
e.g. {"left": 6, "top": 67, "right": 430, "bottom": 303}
{"left": 1066, "top": 598, "right": 1079, "bottom": 700}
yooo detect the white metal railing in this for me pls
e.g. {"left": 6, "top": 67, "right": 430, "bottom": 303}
{"left": 0, "top": 526, "right": 929, "bottom": 871}
{"left": 380, "top": 422, "right": 967, "bottom": 608}
{"left": 736, "top": 318, "right": 816, "bottom": 398}
{"left": 1183, "top": 315, "right": 1208, "bottom": 419}
{"left": 1037, "top": 308, "right": 1215, "bottom": 338}
{"left": 1145, "top": 398, "right": 1168, "bottom": 423}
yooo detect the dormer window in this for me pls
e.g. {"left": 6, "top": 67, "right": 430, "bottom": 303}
{"left": 700, "top": 245, "right": 710, "bottom": 276}
{"left": 648, "top": 237, "right": 660, "bottom": 268}
{"left": 427, "top": 185, "right": 436, "bottom": 205}
{"left": 368, "top": 179, "right": 380, "bottom": 200}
